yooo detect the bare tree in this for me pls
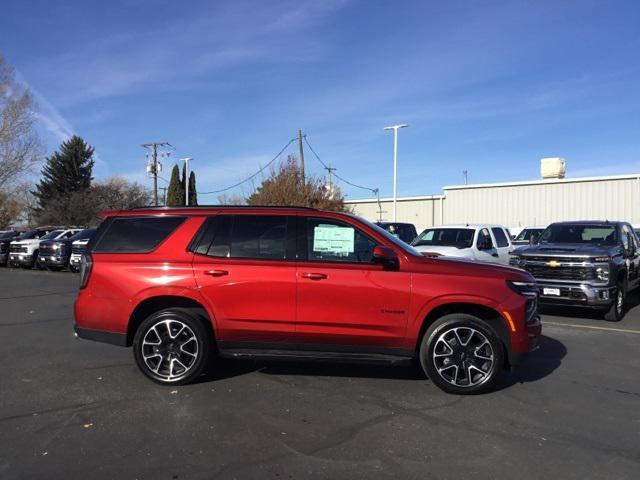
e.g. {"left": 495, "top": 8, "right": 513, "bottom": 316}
{"left": 247, "top": 155, "right": 348, "bottom": 211}
{"left": 217, "top": 193, "right": 246, "bottom": 205}
{"left": 0, "top": 54, "right": 41, "bottom": 192}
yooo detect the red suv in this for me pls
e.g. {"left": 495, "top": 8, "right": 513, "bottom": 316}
{"left": 74, "top": 206, "right": 541, "bottom": 394}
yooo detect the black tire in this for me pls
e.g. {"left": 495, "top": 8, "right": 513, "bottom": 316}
{"left": 69, "top": 265, "right": 80, "bottom": 273}
{"left": 419, "top": 313, "right": 504, "bottom": 395}
{"left": 604, "top": 281, "right": 626, "bottom": 322}
{"left": 32, "top": 250, "right": 42, "bottom": 270}
{"left": 133, "top": 308, "right": 211, "bottom": 385}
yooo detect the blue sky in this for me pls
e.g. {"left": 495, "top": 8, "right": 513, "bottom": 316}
{"left": 2, "top": 0, "right": 639, "bottom": 200}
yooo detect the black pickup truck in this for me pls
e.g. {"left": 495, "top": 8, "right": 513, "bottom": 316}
{"left": 510, "top": 221, "right": 640, "bottom": 321}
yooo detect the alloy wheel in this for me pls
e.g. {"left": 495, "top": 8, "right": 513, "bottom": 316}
{"left": 141, "top": 319, "right": 199, "bottom": 382}
{"left": 432, "top": 327, "right": 494, "bottom": 388}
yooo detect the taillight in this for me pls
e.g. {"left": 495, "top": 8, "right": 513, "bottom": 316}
{"left": 79, "top": 253, "right": 93, "bottom": 289}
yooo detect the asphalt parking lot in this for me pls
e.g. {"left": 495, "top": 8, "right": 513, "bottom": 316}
{"left": 1, "top": 268, "right": 639, "bottom": 480}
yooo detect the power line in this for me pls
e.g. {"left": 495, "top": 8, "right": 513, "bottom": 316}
{"left": 303, "top": 135, "right": 379, "bottom": 194}
{"left": 198, "top": 138, "right": 297, "bottom": 195}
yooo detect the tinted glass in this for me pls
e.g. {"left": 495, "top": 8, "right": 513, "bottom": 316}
{"left": 0, "top": 231, "right": 18, "bottom": 239}
{"left": 413, "top": 228, "right": 475, "bottom": 249}
{"left": 230, "top": 215, "right": 287, "bottom": 260}
{"left": 491, "top": 227, "right": 509, "bottom": 247}
{"left": 539, "top": 224, "right": 618, "bottom": 245}
{"left": 515, "top": 228, "right": 543, "bottom": 241}
{"left": 40, "top": 230, "right": 63, "bottom": 240}
{"left": 306, "top": 218, "right": 376, "bottom": 263}
{"left": 477, "top": 228, "right": 493, "bottom": 248}
{"left": 93, "top": 217, "right": 185, "bottom": 253}
{"left": 69, "top": 229, "right": 95, "bottom": 241}
{"left": 201, "top": 215, "right": 288, "bottom": 260}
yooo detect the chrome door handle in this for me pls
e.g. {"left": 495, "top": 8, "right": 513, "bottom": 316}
{"left": 204, "top": 269, "right": 229, "bottom": 277}
{"left": 301, "top": 272, "right": 327, "bottom": 280}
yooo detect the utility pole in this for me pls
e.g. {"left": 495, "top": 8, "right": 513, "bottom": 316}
{"left": 160, "top": 187, "right": 167, "bottom": 206}
{"left": 142, "top": 141, "right": 171, "bottom": 206}
{"left": 383, "top": 124, "right": 409, "bottom": 222}
{"left": 181, "top": 157, "right": 193, "bottom": 206}
{"left": 324, "top": 165, "right": 336, "bottom": 197}
{"left": 298, "top": 129, "right": 305, "bottom": 185}
{"left": 463, "top": 170, "right": 468, "bottom": 185}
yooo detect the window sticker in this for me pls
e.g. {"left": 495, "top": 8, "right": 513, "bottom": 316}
{"left": 313, "top": 224, "right": 354, "bottom": 254}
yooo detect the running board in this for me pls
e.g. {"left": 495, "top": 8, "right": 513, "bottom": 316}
{"left": 218, "top": 348, "right": 414, "bottom": 365}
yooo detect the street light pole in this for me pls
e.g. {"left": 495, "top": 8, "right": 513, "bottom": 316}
{"left": 383, "top": 124, "right": 408, "bottom": 222}
{"left": 181, "top": 157, "right": 193, "bottom": 206}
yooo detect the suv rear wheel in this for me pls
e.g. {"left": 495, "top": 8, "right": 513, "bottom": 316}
{"left": 133, "top": 309, "right": 211, "bottom": 385}
{"left": 420, "top": 314, "right": 504, "bottom": 395}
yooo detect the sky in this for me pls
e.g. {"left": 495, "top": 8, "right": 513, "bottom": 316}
{"left": 2, "top": 0, "right": 640, "bottom": 201}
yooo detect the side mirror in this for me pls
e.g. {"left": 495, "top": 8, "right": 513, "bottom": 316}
{"left": 373, "top": 246, "right": 399, "bottom": 270}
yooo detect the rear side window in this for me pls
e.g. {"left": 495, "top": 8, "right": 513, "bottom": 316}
{"left": 93, "top": 216, "right": 185, "bottom": 253}
{"left": 491, "top": 227, "right": 509, "bottom": 248}
{"left": 196, "top": 215, "right": 289, "bottom": 260}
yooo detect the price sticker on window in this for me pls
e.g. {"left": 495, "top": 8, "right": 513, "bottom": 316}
{"left": 313, "top": 224, "right": 354, "bottom": 254}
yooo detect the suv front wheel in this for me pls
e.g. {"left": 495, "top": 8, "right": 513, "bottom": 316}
{"left": 133, "top": 309, "right": 211, "bottom": 385}
{"left": 420, "top": 314, "right": 504, "bottom": 395}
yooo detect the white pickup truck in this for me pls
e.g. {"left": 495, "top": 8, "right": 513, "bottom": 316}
{"left": 9, "top": 228, "right": 81, "bottom": 269}
{"left": 411, "top": 224, "right": 514, "bottom": 265}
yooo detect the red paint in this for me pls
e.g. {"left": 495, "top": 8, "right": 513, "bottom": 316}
{"left": 75, "top": 207, "right": 539, "bottom": 362}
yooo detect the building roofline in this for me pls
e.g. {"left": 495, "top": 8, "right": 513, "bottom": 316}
{"left": 443, "top": 173, "right": 640, "bottom": 190}
{"left": 345, "top": 194, "right": 445, "bottom": 204}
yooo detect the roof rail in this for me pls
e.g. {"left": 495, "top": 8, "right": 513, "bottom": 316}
{"left": 127, "top": 205, "right": 319, "bottom": 211}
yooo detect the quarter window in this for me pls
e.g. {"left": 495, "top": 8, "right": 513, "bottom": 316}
{"left": 93, "top": 217, "right": 186, "bottom": 253}
{"left": 306, "top": 218, "right": 377, "bottom": 263}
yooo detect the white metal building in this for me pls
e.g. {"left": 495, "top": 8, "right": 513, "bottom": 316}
{"left": 346, "top": 173, "right": 640, "bottom": 233}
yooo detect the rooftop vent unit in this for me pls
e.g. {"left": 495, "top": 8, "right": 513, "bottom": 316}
{"left": 540, "top": 157, "right": 566, "bottom": 179}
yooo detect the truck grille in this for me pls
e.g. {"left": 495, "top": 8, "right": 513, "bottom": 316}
{"left": 524, "top": 256, "right": 589, "bottom": 263}
{"left": 10, "top": 245, "right": 25, "bottom": 253}
{"left": 524, "top": 265, "right": 596, "bottom": 281}
{"left": 39, "top": 245, "right": 57, "bottom": 255}
{"left": 72, "top": 244, "right": 86, "bottom": 255}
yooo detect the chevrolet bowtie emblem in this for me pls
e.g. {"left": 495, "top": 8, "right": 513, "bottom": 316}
{"left": 546, "top": 260, "right": 561, "bottom": 267}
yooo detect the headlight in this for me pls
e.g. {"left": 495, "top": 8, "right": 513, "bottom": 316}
{"left": 507, "top": 280, "right": 538, "bottom": 297}
{"left": 596, "top": 267, "right": 609, "bottom": 281}
{"left": 509, "top": 254, "right": 523, "bottom": 266}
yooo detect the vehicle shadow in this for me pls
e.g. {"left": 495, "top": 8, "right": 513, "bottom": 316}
{"left": 196, "top": 356, "right": 426, "bottom": 384}
{"left": 498, "top": 334, "right": 566, "bottom": 389}
{"left": 196, "top": 335, "right": 565, "bottom": 389}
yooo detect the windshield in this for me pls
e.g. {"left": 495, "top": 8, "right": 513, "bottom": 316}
{"left": 515, "top": 228, "right": 543, "bottom": 242}
{"left": 412, "top": 228, "right": 475, "bottom": 249}
{"left": 357, "top": 217, "right": 422, "bottom": 256}
{"left": 40, "top": 230, "right": 63, "bottom": 240}
{"left": 0, "top": 231, "right": 18, "bottom": 239}
{"left": 69, "top": 228, "right": 95, "bottom": 241}
{"left": 538, "top": 224, "right": 618, "bottom": 245}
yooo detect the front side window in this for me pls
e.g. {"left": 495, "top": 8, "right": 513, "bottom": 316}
{"left": 491, "top": 227, "right": 509, "bottom": 248}
{"left": 477, "top": 228, "right": 493, "bottom": 249}
{"left": 306, "top": 218, "right": 376, "bottom": 263}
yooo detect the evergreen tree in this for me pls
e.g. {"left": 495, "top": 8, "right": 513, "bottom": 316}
{"left": 188, "top": 171, "right": 198, "bottom": 206}
{"left": 32, "top": 135, "right": 94, "bottom": 219}
{"left": 166, "top": 164, "right": 185, "bottom": 206}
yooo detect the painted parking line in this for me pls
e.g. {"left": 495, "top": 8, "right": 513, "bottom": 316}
{"left": 544, "top": 321, "right": 640, "bottom": 335}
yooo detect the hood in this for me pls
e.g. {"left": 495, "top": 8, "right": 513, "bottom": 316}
{"left": 40, "top": 238, "right": 74, "bottom": 247}
{"left": 518, "top": 243, "right": 619, "bottom": 257}
{"left": 413, "top": 245, "right": 474, "bottom": 257}
{"left": 11, "top": 239, "right": 38, "bottom": 246}
{"left": 408, "top": 252, "right": 534, "bottom": 282}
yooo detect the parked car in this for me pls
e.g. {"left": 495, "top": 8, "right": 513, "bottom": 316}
{"left": 8, "top": 227, "right": 61, "bottom": 268}
{"left": 74, "top": 206, "right": 541, "bottom": 394}
{"left": 69, "top": 230, "right": 96, "bottom": 273}
{"left": 510, "top": 221, "right": 639, "bottom": 321}
{"left": 512, "top": 227, "right": 545, "bottom": 246}
{"left": 9, "top": 228, "right": 82, "bottom": 269}
{"left": 374, "top": 222, "right": 418, "bottom": 244}
{"left": 39, "top": 228, "right": 95, "bottom": 271}
{"left": 411, "top": 224, "right": 514, "bottom": 265}
{"left": 0, "top": 230, "right": 24, "bottom": 267}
